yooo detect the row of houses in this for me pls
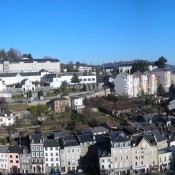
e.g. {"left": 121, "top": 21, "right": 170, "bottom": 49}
{"left": 1, "top": 116, "right": 175, "bottom": 175}
{"left": 114, "top": 68, "right": 171, "bottom": 98}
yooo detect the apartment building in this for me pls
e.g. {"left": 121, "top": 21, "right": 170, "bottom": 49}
{"left": 114, "top": 73, "right": 133, "bottom": 98}
{"left": 71, "top": 96, "right": 85, "bottom": 112}
{"left": 151, "top": 68, "right": 171, "bottom": 92}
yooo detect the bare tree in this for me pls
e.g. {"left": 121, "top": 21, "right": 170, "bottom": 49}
{"left": 7, "top": 48, "right": 21, "bottom": 60}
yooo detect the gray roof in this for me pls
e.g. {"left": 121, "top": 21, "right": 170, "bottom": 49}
{"left": 89, "top": 126, "right": 109, "bottom": 134}
{"left": 8, "top": 146, "right": 20, "bottom": 153}
{"left": 54, "top": 131, "right": 72, "bottom": 139}
{"left": 44, "top": 139, "right": 60, "bottom": 147}
{"left": 30, "top": 134, "right": 42, "bottom": 144}
{"left": 78, "top": 134, "right": 95, "bottom": 143}
{"left": 0, "top": 146, "right": 9, "bottom": 153}
{"left": 158, "top": 148, "right": 171, "bottom": 155}
{"left": 152, "top": 129, "right": 167, "bottom": 142}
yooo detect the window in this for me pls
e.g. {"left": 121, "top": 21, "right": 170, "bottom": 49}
{"left": 83, "top": 79, "right": 87, "bottom": 81}
{"left": 16, "top": 155, "right": 18, "bottom": 158}
{"left": 51, "top": 158, "right": 53, "bottom": 161}
{"left": 45, "top": 153, "right": 48, "bottom": 156}
{"left": 46, "top": 158, "right": 48, "bottom": 161}
{"left": 141, "top": 161, "right": 143, "bottom": 165}
{"left": 88, "top": 78, "right": 91, "bottom": 81}
{"left": 36, "top": 146, "right": 39, "bottom": 151}
{"left": 50, "top": 147, "right": 53, "bottom": 151}
{"left": 72, "top": 149, "right": 74, "bottom": 153}
{"left": 102, "top": 159, "right": 104, "bottom": 163}
{"left": 10, "top": 155, "right": 12, "bottom": 158}
{"left": 16, "top": 160, "right": 19, "bottom": 163}
{"left": 92, "top": 78, "right": 95, "bottom": 81}
{"left": 135, "top": 156, "right": 138, "bottom": 160}
{"left": 56, "top": 153, "right": 58, "bottom": 156}
{"left": 115, "top": 157, "right": 117, "bottom": 161}
{"left": 56, "top": 147, "right": 58, "bottom": 150}
{"left": 102, "top": 165, "right": 104, "bottom": 169}
{"left": 40, "top": 146, "right": 43, "bottom": 151}
{"left": 126, "top": 156, "right": 128, "bottom": 160}
{"left": 120, "top": 156, "right": 122, "bottom": 160}
{"left": 10, "top": 160, "right": 13, "bottom": 163}
{"left": 36, "top": 152, "right": 39, "bottom": 157}
{"left": 45, "top": 147, "right": 47, "bottom": 151}
{"left": 32, "top": 153, "right": 35, "bottom": 157}
{"left": 135, "top": 162, "right": 137, "bottom": 166}
{"left": 40, "top": 152, "right": 43, "bottom": 157}
{"left": 108, "top": 159, "right": 111, "bottom": 162}
{"left": 50, "top": 153, "right": 53, "bottom": 156}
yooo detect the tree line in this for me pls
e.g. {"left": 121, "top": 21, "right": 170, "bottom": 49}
{"left": 0, "top": 48, "right": 56, "bottom": 61}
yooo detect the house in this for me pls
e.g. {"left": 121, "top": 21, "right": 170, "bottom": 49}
{"left": 0, "top": 146, "right": 9, "bottom": 173}
{"left": 8, "top": 146, "right": 20, "bottom": 173}
{"left": 44, "top": 139, "right": 61, "bottom": 173}
{"left": 131, "top": 134, "right": 158, "bottom": 174}
{"left": 59, "top": 134, "right": 81, "bottom": 173}
{"left": 0, "top": 110, "right": 20, "bottom": 126}
{"left": 110, "top": 132, "right": 131, "bottom": 175}
{"left": 19, "top": 146, "right": 31, "bottom": 173}
{"left": 50, "top": 97, "right": 70, "bottom": 113}
{"left": 21, "top": 79, "right": 35, "bottom": 92}
{"left": 89, "top": 126, "right": 109, "bottom": 136}
{"left": 30, "top": 134, "right": 44, "bottom": 173}
{"left": 71, "top": 96, "right": 85, "bottom": 112}
{"left": 78, "top": 131, "right": 96, "bottom": 171}
{"left": 158, "top": 148, "right": 173, "bottom": 171}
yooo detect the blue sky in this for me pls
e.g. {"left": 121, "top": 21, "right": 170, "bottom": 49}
{"left": 0, "top": 0, "right": 175, "bottom": 65}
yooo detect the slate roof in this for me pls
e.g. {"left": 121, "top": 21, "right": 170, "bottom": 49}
{"left": 0, "top": 73, "right": 17, "bottom": 77}
{"left": 61, "top": 135, "right": 79, "bottom": 147}
{"left": 152, "top": 129, "right": 167, "bottom": 142}
{"left": 132, "top": 133, "right": 157, "bottom": 146}
{"left": 20, "top": 72, "right": 41, "bottom": 76}
{"left": 30, "top": 134, "right": 42, "bottom": 144}
{"left": 0, "top": 146, "right": 9, "bottom": 153}
{"left": 142, "top": 113, "right": 157, "bottom": 123}
{"left": 78, "top": 134, "right": 95, "bottom": 143}
{"left": 44, "top": 139, "right": 60, "bottom": 147}
{"left": 54, "top": 131, "right": 72, "bottom": 139}
{"left": 111, "top": 133, "right": 128, "bottom": 143}
{"left": 8, "top": 146, "right": 20, "bottom": 153}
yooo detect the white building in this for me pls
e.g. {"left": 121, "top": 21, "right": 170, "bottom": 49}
{"left": 78, "top": 66, "right": 92, "bottom": 73}
{"left": 0, "top": 146, "right": 9, "bottom": 173}
{"left": 1, "top": 59, "right": 60, "bottom": 73}
{"left": 0, "top": 79, "right": 6, "bottom": 91}
{"left": 114, "top": 73, "right": 133, "bottom": 98}
{"left": 21, "top": 79, "right": 35, "bottom": 92}
{"left": 44, "top": 139, "right": 61, "bottom": 173}
{"left": 42, "top": 73, "right": 97, "bottom": 88}
{"left": 119, "top": 64, "right": 132, "bottom": 73}
{"left": 0, "top": 72, "right": 41, "bottom": 86}
{"left": 71, "top": 96, "right": 85, "bottom": 111}
{"left": 0, "top": 110, "right": 20, "bottom": 126}
{"left": 151, "top": 68, "right": 171, "bottom": 92}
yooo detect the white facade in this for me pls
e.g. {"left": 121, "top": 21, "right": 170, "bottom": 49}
{"left": 44, "top": 140, "right": 61, "bottom": 173}
{"left": 21, "top": 79, "right": 35, "bottom": 92}
{"left": 78, "top": 66, "right": 92, "bottom": 73}
{"left": 1, "top": 59, "right": 60, "bottom": 73}
{"left": 60, "top": 146, "right": 81, "bottom": 172}
{"left": 0, "top": 146, "right": 9, "bottom": 173}
{"left": 0, "top": 73, "right": 41, "bottom": 86}
{"left": 151, "top": 68, "right": 171, "bottom": 92}
{"left": 119, "top": 65, "right": 132, "bottom": 73}
{"left": 42, "top": 74, "right": 97, "bottom": 88}
{"left": 114, "top": 73, "right": 133, "bottom": 97}
{"left": 0, "top": 79, "right": 6, "bottom": 91}
{"left": 71, "top": 96, "right": 84, "bottom": 110}
{"left": 0, "top": 111, "right": 19, "bottom": 126}
{"left": 133, "top": 76, "right": 140, "bottom": 97}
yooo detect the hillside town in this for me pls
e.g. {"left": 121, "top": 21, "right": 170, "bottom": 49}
{"left": 0, "top": 55, "right": 175, "bottom": 175}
